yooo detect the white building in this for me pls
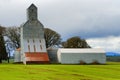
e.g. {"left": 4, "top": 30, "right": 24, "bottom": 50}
{"left": 21, "top": 4, "right": 49, "bottom": 64}
{"left": 14, "top": 48, "right": 21, "bottom": 63}
{"left": 57, "top": 48, "right": 106, "bottom": 64}
{"left": 14, "top": 4, "right": 106, "bottom": 65}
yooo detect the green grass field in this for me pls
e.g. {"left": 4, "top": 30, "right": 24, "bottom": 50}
{"left": 0, "top": 62, "right": 120, "bottom": 80}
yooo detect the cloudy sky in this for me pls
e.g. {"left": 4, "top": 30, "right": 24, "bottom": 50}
{"left": 0, "top": 0, "right": 120, "bottom": 52}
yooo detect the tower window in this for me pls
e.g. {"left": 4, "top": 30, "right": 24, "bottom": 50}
{"left": 31, "top": 17, "right": 34, "bottom": 21}
{"left": 33, "top": 39, "right": 35, "bottom": 43}
{"left": 31, "top": 9, "right": 34, "bottom": 12}
{"left": 39, "top": 40, "right": 41, "bottom": 43}
{"left": 27, "top": 39, "right": 29, "bottom": 43}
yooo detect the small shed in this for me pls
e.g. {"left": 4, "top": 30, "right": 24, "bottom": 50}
{"left": 57, "top": 48, "right": 106, "bottom": 64}
{"left": 14, "top": 48, "right": 22, "bottom": 63}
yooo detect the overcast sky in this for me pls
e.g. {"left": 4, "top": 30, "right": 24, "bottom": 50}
{"left": 0, "top": 0, "right": 120, "bottom": 52}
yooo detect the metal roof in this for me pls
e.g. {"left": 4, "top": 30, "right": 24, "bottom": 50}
{"left": 58, "top": 48, "right": 105, "bottom": 53}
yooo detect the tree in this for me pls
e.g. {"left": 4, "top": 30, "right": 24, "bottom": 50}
{"left": 5, "top": 27, "right": 20, "bottom": 49}
{"left": 62, "top": 36, "right": 90, "bottom": 48}
{"left": 44, "top": 28, "right": 61, "bottom": 48}
{"left": 4, "top": 27, "right": 61, "bottom": 49}
{"left": 5, "top": 39, "right": 15, "bottom": 63}
{"left": 0, "top": 26, "right": 7, "bottom": 63}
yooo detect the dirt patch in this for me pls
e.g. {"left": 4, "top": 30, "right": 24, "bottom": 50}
{"left": 80, "top": 79, "right": 92, "bottom": 80}
{"left": 28, "top": 71, "right": 37, "bottom": 74}
{"left": 72, "top": 73, "right": 85, "bottom": 77}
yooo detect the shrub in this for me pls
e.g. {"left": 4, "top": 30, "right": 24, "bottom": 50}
{"left": 91, "top": 60, "right": 100, "bottom": 64}
{"left": 80, "top": 60, "right": 86, "bottom": 65}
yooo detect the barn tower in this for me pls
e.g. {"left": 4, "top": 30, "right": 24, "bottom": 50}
{"left": 21, "top": 4, "right": 49, "bottom": 64}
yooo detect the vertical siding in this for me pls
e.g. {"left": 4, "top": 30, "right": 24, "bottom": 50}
{"left": 47, "top": 49, "right": 58, "bottom": 63}
{"left": 23, "top": 39, "right": 28, "bottom": 52}
{"left": 57, "top": 49, "right": 106, "bottom": 64}
{"left": 41, "top": 39, "right": 47, "bottom": 52}
{"left": 20, "top": 4, "right": 49, "bottom": 64}
{"left": 23, "top": 38, "right": 46, "bottom": 52}
{"left": 59, "top": 53, "right": 106, "bottom": 64}
{"left": 14, "top": 51, "right": 21, "bottom": 62}
{"left": 57, "top": 49, "right": 61, "bottom": 63}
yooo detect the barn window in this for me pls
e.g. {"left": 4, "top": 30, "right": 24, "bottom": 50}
{"left": 34, "top": 45, "right": 36, "bottom": 52}
{"left": 28, "top": 45, "right": 30, "bottom": 52}
{"left": 40, "top": 45, "right": 42, "bottom": 50}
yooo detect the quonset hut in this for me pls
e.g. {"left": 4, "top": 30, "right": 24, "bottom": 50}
{"left": 57, "top": 48, "right": 106, "bottom": 64}
{"left": 20, "top": 4, "right": 49, "bottom": 64}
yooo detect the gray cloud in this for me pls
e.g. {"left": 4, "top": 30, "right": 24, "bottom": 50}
{"left": 87, "top": 36, "right": 120, "bottom": 52}
{"left": 0, "top": 0, "right": 120, "bottom": 40}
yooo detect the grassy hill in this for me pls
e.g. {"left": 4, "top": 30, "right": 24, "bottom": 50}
{"left": 0, "top": 62, "right": 120, "bottom": 80}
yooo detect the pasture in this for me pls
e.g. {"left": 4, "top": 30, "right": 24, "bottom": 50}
{"left": 0, "top": 62, "right": 120, "bottom": 80}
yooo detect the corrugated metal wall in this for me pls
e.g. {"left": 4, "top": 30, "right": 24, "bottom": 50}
{"left": 57, "top": 49, "right": 106, "bottom": 64}
{"left": 47, "top": 49, "right": 58, "bottom": 63}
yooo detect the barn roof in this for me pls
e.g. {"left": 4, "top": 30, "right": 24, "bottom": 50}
{"left": 58, "top": 48, "right": 105, "bottom": 53}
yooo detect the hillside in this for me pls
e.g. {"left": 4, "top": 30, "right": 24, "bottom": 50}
{"left": 106, "top": 52, "right": 120, "bottom": 56}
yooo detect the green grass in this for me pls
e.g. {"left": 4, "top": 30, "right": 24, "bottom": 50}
{"left": 0, "top": 62, "right": 120, "bottom": 80}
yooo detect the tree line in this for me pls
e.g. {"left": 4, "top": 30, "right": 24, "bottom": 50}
{"left": 0, "top": 26, "right": 90, "bottom": 63}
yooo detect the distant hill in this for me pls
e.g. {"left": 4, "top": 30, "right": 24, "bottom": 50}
{"left": 106, "top": 52, "right": 120, "bottom": 56}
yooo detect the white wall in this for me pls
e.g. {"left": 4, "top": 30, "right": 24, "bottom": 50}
{"left": 57, "top": 48, "right": 106, "bottom": 64}
{"left": 23, "top": 38, "right": 46, "bottom": 52}
{"left": 14, "top": 50, "right": 21, "bottom": 62}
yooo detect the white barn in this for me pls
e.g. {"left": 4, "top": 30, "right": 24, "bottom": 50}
{"left": 57, "top": 48, "right": 106, "bottom": 64}
{"left": 20, "top": 4, "right": 49, "bottom": 64}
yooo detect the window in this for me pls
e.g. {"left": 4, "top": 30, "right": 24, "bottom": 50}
{"left": 28, "top": 45, "right": 30, "bottom": 52}
{"left": 40, "top": 45, "right": 42, "bottom": 50}
{"left": 31, "top": 9, "right": 34, "bottom": 12}
{"left": 39, "top": 40, "right": 41, "bottom": 43}
{"left": 31, "top": 17, "right": 34, "bottom": 21}
{"left": 27, "top": 39, "right": 29, "bottom": 43}
{"left": 33, "top": 39, "right": 35, "bottom": 43}
{"left": 34, "top": 45, "right": 36, "bottom": 52}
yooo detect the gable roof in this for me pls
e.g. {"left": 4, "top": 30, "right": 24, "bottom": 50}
{"left": 28, "top": 4, "right": 37, "bottom": 9}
